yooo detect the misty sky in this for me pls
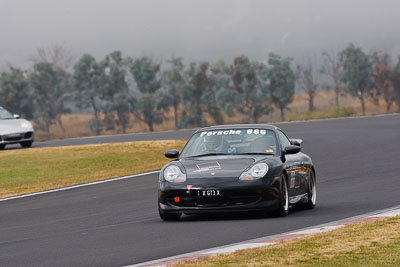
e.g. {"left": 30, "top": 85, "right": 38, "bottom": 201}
{"left": 1, "top": 0, "right": 400, "bottom": 70}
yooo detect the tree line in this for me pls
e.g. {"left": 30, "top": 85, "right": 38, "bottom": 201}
{"left": 1, "top": 43, "right": 400, "bottom": 138}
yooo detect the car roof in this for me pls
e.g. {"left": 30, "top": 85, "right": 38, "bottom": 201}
{"left": 194, "top": 124, "right": 279, "bottom": 133}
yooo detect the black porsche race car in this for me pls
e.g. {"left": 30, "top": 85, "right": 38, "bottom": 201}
{"left": 158, "top": 124, "right": 316, "bottom": 221}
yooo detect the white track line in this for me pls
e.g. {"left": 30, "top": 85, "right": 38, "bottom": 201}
{"left": 129, "top": 205, "right": 400, "bottom": 267}
{"left": 0, "top": 170, "right": 160, "bottom": 202}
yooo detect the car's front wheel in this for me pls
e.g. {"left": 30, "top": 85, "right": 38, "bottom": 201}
{"left": 20, "top": 141, "right": 33, "bottom": 148}
{"left": 275, "top": 173, "right": 289, "bottom": 216}
{"left": 159, "top": 211, "right": 181, "bottom": 221}
{"left": 0, "top": 144, "right": 5, "bottom": 150}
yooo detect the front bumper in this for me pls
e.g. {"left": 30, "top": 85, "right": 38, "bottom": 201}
{"left": 0, "top": 131, "right": 34, "bottom": 145}
{"left": 158, "top": 177, "right": 280, "bottom": 214}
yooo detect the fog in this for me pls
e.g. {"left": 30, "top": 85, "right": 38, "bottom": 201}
{"left": 1, "top": 0, "right": 400, "bottom": 70}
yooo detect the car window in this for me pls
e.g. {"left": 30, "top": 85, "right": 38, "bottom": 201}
{"left": 0, "top": 108, "right": 14, "bottom": 120}
{"left": 277, "top": 130, "right": 292, "bottom": 150}
{"left": 180, "top": 128, "right": 277, "bottom": 157}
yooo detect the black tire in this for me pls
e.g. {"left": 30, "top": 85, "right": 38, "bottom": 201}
{"left": 293, "top": 169, "right": 317, "bottom": 210}
{"left": 0, "top": 144, "right": 5, "bottom": 150}
{"left": 159, "top": 212, "right": 181, "bottom": 221}
{"left": 20, "top": 141, "right": 33, "bottom": 148}
{"left": 304, "top": 170, "right": 317, "bottom": 209}
{"left": 275, "top": 173, "right": 289, "bottom": 217}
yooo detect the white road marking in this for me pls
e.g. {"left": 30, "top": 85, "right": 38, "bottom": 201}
{"left": 291, "top": 225, "right": 343, "bottom": 235}
{"left": 0, "top": 170, "right": 160, "bottom": 202}
{"left": 203, "top": 243, "right": 274, "bottom": 255}
{"left": 368, "top": 208, "right": 400, "bottom": 217}
{"left": 129, "top": 204, "right": 400, "bottom": 267}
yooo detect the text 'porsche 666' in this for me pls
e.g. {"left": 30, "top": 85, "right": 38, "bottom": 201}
{"left": 158, "top": 124, "right": 316, "bottom": 221}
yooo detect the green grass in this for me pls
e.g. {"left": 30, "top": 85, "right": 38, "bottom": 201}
{"left": 0, "top": 140, "right": 186, "bottom": 198}
{"left": 286, "top": 105, "right": 357, "bottom": 122}
{"left": 176, "top": 216, "right": 400, "bottom": 267}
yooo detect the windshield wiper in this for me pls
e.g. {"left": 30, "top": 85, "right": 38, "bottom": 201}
{"left": 189, "top": 153, "right": 230, "bottom": 157}
{"left": 236, "top": 152, "right": 275, "bottom": 155}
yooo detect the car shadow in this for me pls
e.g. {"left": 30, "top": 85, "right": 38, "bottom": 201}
{"left": 178, "top": 205, "right": 320, "bottom": 222}
{"left": 0, "top": 144, "right": 32, "bottom": 150}
{"left": 180, "top": 210, "right": 278, "bottom": 222}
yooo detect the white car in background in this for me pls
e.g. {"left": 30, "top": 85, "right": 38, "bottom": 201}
{"left": 0, "top": 106, "right": 34, "bottom": 149}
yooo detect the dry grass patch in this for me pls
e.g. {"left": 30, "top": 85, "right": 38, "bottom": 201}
{"left": 0, "top": 140, "right": 186, "bottom": 198}
{"left": 176, "top": 216, "right": 400, "bottom": 267}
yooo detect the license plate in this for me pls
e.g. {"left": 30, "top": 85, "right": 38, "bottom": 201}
{"left": 7, "top": 133, "right": 20, "bottom": 138}
{"left": 197, "top": 189, "right": 222, "bottom": 197}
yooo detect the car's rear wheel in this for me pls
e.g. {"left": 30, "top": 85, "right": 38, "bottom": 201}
{"left": 0, "top": 144, "right": 5, "bottom": 150}
{"left": 275, "top": 173, "right": 289, "bottom": 216}
{"left": 304, "top": 170, "right": 317, "bottom": 209}
{"left": 293, "top": 170, "right": 317, "bottom": 210}
{"left": 20, "top": 141, "right": 33, "bottom": 148}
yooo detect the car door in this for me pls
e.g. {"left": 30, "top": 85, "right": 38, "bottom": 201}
{"left": 277, "top": 130, "right": 304, "bottom": 198}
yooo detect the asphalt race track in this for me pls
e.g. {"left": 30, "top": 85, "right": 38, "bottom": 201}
{"left": 3, "top": 128, "right": 194, "bottom": 150}
{"left": 1, "top": 114, "right": 400, "bottom": 266}
{"left": 35, "top": 129, "right": 195, "bottom": 148}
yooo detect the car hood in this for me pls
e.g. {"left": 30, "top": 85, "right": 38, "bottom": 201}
{"left": 180, "top": 156, "right": 261, "bottom": 179}
{"left": 0, "top": 119, "right": 33, "bottom": 135}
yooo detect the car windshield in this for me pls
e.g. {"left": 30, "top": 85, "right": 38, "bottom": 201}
{"left": 180, "top": 128, "right": 277, "bottom": 158}
{"left": 0, "top": 108, "right": 14, "bottom": 120}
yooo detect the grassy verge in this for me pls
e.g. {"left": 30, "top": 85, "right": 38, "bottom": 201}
{"left": 0, "top": 140, "right": 186, "bottom": 198}
{"left": 286, "top": 105, "right": 357, "bottom": 121}
{"left": 177, "top": 216, "right": 400, "bottom": 267}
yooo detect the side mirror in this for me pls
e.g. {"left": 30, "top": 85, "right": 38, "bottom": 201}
{"left": 284, "top": 145, "right": 301, "bottom": 155}
{"left": 164, "top": 149, "right": 179, "bottom": 159}
{"left": 290, "top": 138, "right": 303, "bottom": 147}
{"left": 13, "top": 114, "right": 20, "bottom": 119}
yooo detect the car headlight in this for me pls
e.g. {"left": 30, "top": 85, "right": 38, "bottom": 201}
{"left": 239, "top": 163, "right": 268, "bottom": 181}
{"left": 163, "top": 165, "right": 186, "bottom": 183}
{"left": 21, "top": 121, "right": 32, "bottom": 129}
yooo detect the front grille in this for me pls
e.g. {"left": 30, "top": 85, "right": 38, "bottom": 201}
{"left": 180, "top": 197, "right": 229, "bottom": 207}
{"left": 167, "top": 191, "right": 261, "bottom": 207}
{"left": 4, "top": 135, "right": 22, "bottom": 141}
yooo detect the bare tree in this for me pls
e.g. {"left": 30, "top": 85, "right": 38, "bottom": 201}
{"left": 321, "top": 51, "right": 343, "bottom": 106}
{"left": 29, "top": 45, "right": 75, "bottom": 137}
{"left": 297, "top": 61, "right": 318, "bottom": 111}
{"left": 371, "top": 52, "right": 395, "bottom": 112}
{"left": 30, "top": 44, "right": 74, "bottom": 70}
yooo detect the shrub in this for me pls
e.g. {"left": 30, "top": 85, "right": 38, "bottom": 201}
{"left": 285, "top": 105, "right": 356, "bottom": 122}
{"left": 331, "top": 105, "right": 356, "bottom": 118}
